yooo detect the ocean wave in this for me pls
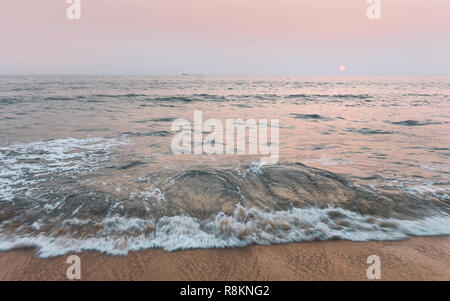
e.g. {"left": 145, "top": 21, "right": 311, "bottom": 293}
{"left": 1, "top": 158, "right": 449, "bottom": 258}
{"left": 346, "top": 127, "right": 395, "bottom": 135}
{"left": 290, "top": 113, "right": 333, "bottom": 121}
{"left": 152, "top": 96, "right": 197, "bottom": 102}
{"left": 285, "top": 94, "right": 371, "bottom": 100}
{"left": 150, "top": 117, "right": 178, "bottom": 122}
{"left": 0, "top": 137, "right": 125, "bottom": 202}
{"left": 92, "top": 93, "right": 147, "bottom": 98}
{"left": 388, "top": 120, "right": 443, "bottom": 126}
{"left": 0, "top": 205, "right": 449, "bottom": 258}
{"left": 0, "top": 97, "right": 22, "bottom": 105}
{"left": 121, "top": 130, "right": 172, "bottom": 137}
{"left": 1, "top": 128, "right": 449, "bottom": 258}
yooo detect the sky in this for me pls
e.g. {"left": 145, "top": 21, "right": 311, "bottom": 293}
{"left": 0, "top": 0, "right": 449, "bottom": 75}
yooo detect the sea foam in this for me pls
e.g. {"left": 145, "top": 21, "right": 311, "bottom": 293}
{"left": 0, "top": 205, "right": 449, "bottom": 258}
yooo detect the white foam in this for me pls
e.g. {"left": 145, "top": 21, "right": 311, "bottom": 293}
{"left": 0, "top": 137, "right": 125, "bottom": 202}
{"left": 383, "top": 176, "right": 450, "bottom": 199}
{"left": 0, "top": 205, "right": 449, "bottom": 258}
{"left": 234, "top": 160, "right": 267, "bottom": 178}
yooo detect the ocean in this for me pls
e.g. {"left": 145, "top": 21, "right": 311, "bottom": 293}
{"left": 0, "top": 75, "right": 449, "bottom": 257}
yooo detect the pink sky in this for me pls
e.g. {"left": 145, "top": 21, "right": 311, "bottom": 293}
{"left": 0, "top": 0, "right": 449, "bottom": 74}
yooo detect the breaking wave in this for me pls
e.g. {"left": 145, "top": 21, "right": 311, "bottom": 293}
{"left": 0, "top": 206, "right": 449, "bottom": 258}
{"left": 0, "top": 137, "right": 449, "bottom": 257}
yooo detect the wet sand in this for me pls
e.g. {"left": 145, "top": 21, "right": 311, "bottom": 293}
{"left": 0, "top": 236, "right": 448, "bottom": 281}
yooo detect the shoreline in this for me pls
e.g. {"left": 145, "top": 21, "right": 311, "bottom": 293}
{"left": 0, "top": 236, "right": 449, "bottom": 281}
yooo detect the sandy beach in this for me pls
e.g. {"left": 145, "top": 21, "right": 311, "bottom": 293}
{"left": 0, "top": 236, "right": 448, "bottom": 281}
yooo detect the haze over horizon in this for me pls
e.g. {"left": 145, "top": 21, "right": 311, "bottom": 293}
{"left": 1, "top": 0, "right": 449, "bottom": 75}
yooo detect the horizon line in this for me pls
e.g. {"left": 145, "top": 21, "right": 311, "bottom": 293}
{"left": 1, "top": 73, "right": 449, "bottom": 77}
